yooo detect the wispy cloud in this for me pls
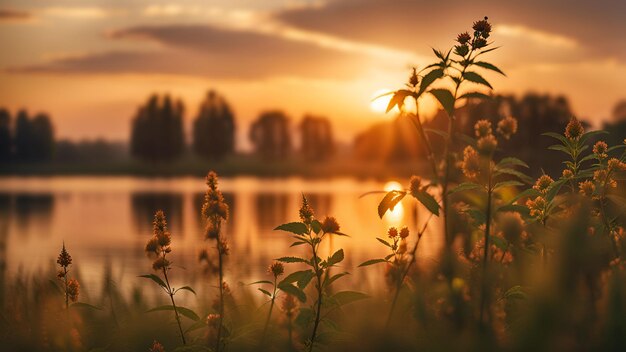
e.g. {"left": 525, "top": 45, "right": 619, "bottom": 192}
{"left": 0, "top": 9, "right": 33, "bottom": 23}
{"left": 495, "top": 24, "right": 578, "bottom": 49}
{"left": 42, "top": 7, "right": 125, "bottom": 20}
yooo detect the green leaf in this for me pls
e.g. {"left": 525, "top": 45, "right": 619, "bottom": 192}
{"left": 290, "top": 241, "right": 306, "bottom": 247}
{"left": 139, "top": 274, "right": 167, "bottom": 289}
{"left": 258, "top": 288, "right": 272, "bottom": 297}
{"left": 448, "top": 182, "right": 481, "bottom": 195}
{"left": 310, "top": 220, "right": 322, "bottom": 234}
{"left": 503, "top": 285, "right": 527, "bottom": 300}
{"left": 386, "top": 89, "right": 413, "bottom": 113}
{"left": 493, "top": 181, "right": 524, "bottom": 191}
{"left": 70, "top": 302, "right": 103, "bottom": 310}
{"left": 424, "top": 127, "right": 449, "bottom": 140}
{"left": 358, "top": 259, "right": 387, "bottom": 267}
{"left": 277, "top": 283, "right": 306, "bottom": 303}
{"left": 489, "top": 235, "right": 508, "bottom": 250}
{"left": 506, "top": 188, "right": 541, "bottom": 205}
{"left": 377, "top": 190, "right": 407, "bottom": 218}
{"left": 459, "top": 92, "right": 491, "bottom": 100}
{"left": 580, "top": 130, "right": 609, "bottom": 144}
{"left": 498, "top": 157, "right": 529, "bottom": 169}
{"left": 328, "top": 291, "right": 369, "bottom": 306}
{"left": 495, "top": 168, "right": 534, "bottom": 184}
{"left": 324, "top": 272, "right": 349, "bottom": 288}
{"left": 418, "top": 68, "right": 444, "bottom": 95}
{"left": 147, "top": 305, "right": 200, "bottom": 321}
{"left": 414, "top": 190, "right": 440, "bottom": 216}
{"left": 548, "top": 144, "right": 570, "bottom": 155}
{"left": 468, "top": 209, "right": 486, "bottom": 225}
{"left": 327, "top": 249, "right": 345, "bottom": 267}
{"left": 276, "top": 256, "right": 309, "bottom": 264}
{"left": 280, "top": 270, "right": 315, "bottom": 289}
{"left": 463, "top": 71, "right": 493, "bottom": 89}
{"left": 249, "top": 280, "right": 272, "bottom": 285}
{"left": 542, "top": 132, "right": 570, "bottom": 146}
{"left": 275, "top": 222, "right": 308, "bottom": 235}
{"left": 545, "top": 179, "right": 566, "bottom": 202}
{"left": 175, "top": 286, "right": 196, "bottom": 295}
{"left": 429, "top": 88, "right": 455, "bottom": 117}
{"left": 473, "top": 61, "right": 506, "bottom": 76}
{"left": 376, "top": 237, "right": 392, "bottom": 248}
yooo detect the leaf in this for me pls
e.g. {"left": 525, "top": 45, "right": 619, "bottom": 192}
{"left": 429, "top": 88, "right": 455, "bottom": 117}
{"left": 386, "top": 89, "right": 412, "bottom": 113}
{"left": 497, "top": 204, "right": 530, "bottom": 216}
{"left": 147, "top": 305, "right": 200, "bottom": 321}
{"left": 176, "top": 286, "right": 196, "bottom": 295}
{"left": 468, "top": 209, "right": 486, "bottom": 225}
{"left": 358, "top": 259, "right": 387, "bottom": 267}
{"left": 489, "top": 235, "right": 507, "bottom": 250}
{"left": 376, "top": 237, "right": 392, "bottom": 248}
{"left": 497, "top": 157, "right": 529, "bottom": 169}
{"left": 506, "top": 188, "right": 541, "bottom": 205}
{"left": 249, "top": 280, "right": 272, "bottom": 285}
{"left": 324, "top": 272, "right": 349, "bottom": 288}
{"left": 607, "top": 195, "right": 626, "bottom": 208}
{"left": 448, "top": 182, "right": 481, "bottom": 195}
{"left": 473, "top": 61, "right": 506, "bottom": 75}
{"left": 414, "top": 190, "right": 440, "bottom": 216}
{"left": 463, "top": 71, "right": 493, "bottom": 89}
{"left": 328, "top": 291, "right": 369, "bottom": 306}
{"left": 495, "top": 168, "right": 534, "bottom": 184}
{"left": 290, "top": 241, "right": 306, "bottom": 247}
{"left": 310, "top": 220, "right": 322, "bottom": 234}
{"left": 70, "top": 302, "right": 103, "bottom": 310}
{"left": 493, "top": 181, "right": 524, "bottom": 191}
{"left": 377, "top": 190, "right": 407, "bottom": 218}
{"left": 418, "top": 68, "right": 444, "bottom": 95}
{"left": 278, "top": 283, "right": 306, "bottom": 303}
{"left": 542, "top": 132, "right": 570, "bottom": 146}
{"left": 424, "top": 127, "right": 449, "bottom": 140}
{"left": 580, "top": 130, "right": 609, "bottom": 144}
{"left": 138, "top": 274, "right": 167, "bottom": 289}
{"left": 327, "top": 249, "right": 345, "bottom": 267}
{"left": 274, "top": 222, "right": 308, "bottom": 235}
{"left": 276, "top": 256, "right": 309, "bottom": 264}
{"left": 503, "top": 285, "right": 527, "bottom": 300}
{"left": 548, "top": 144, "right": 570, "bottom": 155}
{"left": 459, "top": 92, "right": 491, "bottom": 100}
{"left": 258, "top": 288, "right": 272, "bottom": 297}
{"left": 545, "top": 179, "right": 566, "bottom": 202}
{"left": 280, "top": 270, "right": 315, "bottom": 289}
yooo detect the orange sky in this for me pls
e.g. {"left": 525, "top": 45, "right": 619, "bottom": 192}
{"left": 1, "top": 0, "right": 625, "bottom": 149}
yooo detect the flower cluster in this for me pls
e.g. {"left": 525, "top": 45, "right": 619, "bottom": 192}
{"left": 533, "top": 175, "right": 554, "bottom": 194}
{"left": 593, "top": 141, "right": 608, "bottom": 159}
{"left": 454, "top": 16, "right": 492, "bottom": 55}
{"left": 268, "top": 262, "right": 285, "bottom": 278}
{"left": 409, "top": 175, "right": 428, "bottom": 199}
{"left": 57, "top": 243, "right": 80, "bottom": 305}
{"left": 299, "top": 195, "right": 314, "bottom": 224}
{"left": 578, "top": 180, "right": 595, "bottom": 197}
{"left": 564, "top": 117, "right": 584, "bottom": 140}
{"left": 321, "top": 216, "right": 340, "bottom": 234}
{"left": 526, "top": 196, "right": 547, "bottom": 219}
{"left": 202, "top": 171, "right": 229, "bottom": 240}
{"left": 497, "top": 116, "right": 518, "bottom": 140}
{"left": 461, "top": 146, "right": 481, "bottom": 179}
{"left": 145, "top": 210, "right": 173, "bottom": 271}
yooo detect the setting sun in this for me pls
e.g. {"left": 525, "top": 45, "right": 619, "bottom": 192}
{"left": 370, "top": 89, "right": 394, "bottom": 113}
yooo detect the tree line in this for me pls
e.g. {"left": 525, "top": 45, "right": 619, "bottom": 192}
{"left": 0, "top": 108, "right": 54, "bottom": 162}
{"left": 130, "top": 90, "right": 335, "bottom": 162}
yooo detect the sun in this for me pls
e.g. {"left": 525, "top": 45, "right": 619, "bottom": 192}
{"left": 382, "top": 181, "right": 405, "bottom": 223}
{"left": 370, "top": 89, "right": 394, "bottom": 113}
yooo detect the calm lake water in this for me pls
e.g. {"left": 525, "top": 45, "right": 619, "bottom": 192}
{"left": 0, "top": 176, "right": 443, "bottom": 301}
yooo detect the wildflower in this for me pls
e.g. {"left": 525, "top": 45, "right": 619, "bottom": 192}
{"left": 472, "top": 16, "right": 492, "bottom": 37}
{"left": 497, "top": 116, "right": 518, "bottom": 140}
{"left": 387, "top": 227, "right": 398, "bottom": 238}
{"left": 578, "top": 180, "right": 595, "bottom": 197}
{"left": 57, "top": 270, "right": 65, "bottom": 279}
{"left": 409, "top": 175, "right": 423, "bottom": 198}
{"left": 399, "top": 227, "right": 410, "bottom": 239}
{"left": 455, "top": 44, "right": 469, "bottom": 56}
{"left": 564, "top": 117, "right": 584, "bottom": 140}
{"left": 498, "top": 212, "right": 524, "bottom": 244}
{"left": 474, "top": 119, "right": 492, "bottom": 138}
{"left": 533, "top": 174, "right": 554, "bottom": 194}
{"left": 149, "top": 341, "right": 166, "bottom": 352}
{"left": 477, "top": 134, "right": 498, "bottom": 155}
{"left": 57, "top": 243, "right": 72, "bottom": 268}
{"left": 562, "top": 169, "right": 574, "bottom": 179}
{"left": 593, "top": 141, "right": 608, "bottom": 159}
{"left": 593, "top": 169, "right": 616, "bottom": 188}
{"left": 462, "top": 146, "right": 481, "bottom": 179}
{"left": 299, "top": 195, "right": 314, "bottom": 224}
{"left": 409, "top": 67, "right": 419, "bottom": 87}
{"left": 321, "top": 216, "right": 340, "bottom": 233}
{"left": 153, "top": 210, "right": 171, "bottom": 248}
{"left": 152, "top": 257, "right": 171, "bottom": 271}
{"left": 608, "top": 158, "right": 626, "bottom": 171}
{"left": 457, "top": 32, "right": 471, "bottom": 44}
{"left": 526, "top": 196, "right": 547, "bottom": 218}
{"left": 67, "top": 278, "right": 80, "bottom": 302}
{"left": 202, "top": 172, "right": 229, "bottom": 221}
{"left": 269, "top": 262, "right": 285, "bottom": 277}
{"left": 472, "top": 38, "right": 487, "bottom": 49}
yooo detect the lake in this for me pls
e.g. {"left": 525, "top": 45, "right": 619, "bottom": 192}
{"left": 0, "top": 176, "right": 443, "bottom": 301}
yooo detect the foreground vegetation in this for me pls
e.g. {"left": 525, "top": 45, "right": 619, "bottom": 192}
{"left": 2, "top": 17, "right": 626, "bottom": 352}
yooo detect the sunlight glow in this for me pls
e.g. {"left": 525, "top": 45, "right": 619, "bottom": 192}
{"left": 370, "top": 89, "right": 395, "bottom": 113}
{"left": 383, "top": 181, "right": 404, "bottom": 223}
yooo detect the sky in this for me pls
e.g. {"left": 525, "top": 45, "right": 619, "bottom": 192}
{"left": 1, "top": 0, "right": 625, "bottom": 148}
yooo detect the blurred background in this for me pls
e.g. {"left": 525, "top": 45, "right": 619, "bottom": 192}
{"left": 1, "top": 0, "right": 626, "bottom": 295}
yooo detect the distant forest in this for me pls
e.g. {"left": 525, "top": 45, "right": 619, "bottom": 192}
{"left": 1, "top": 91, "right": 625, "bottom": 173}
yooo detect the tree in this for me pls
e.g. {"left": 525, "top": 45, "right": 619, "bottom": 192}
{"left": 14, "top": 110, "right": 54, "bottom": 162}
{"left": 249, "top": 111, "right": 291, "bottom": 160}
{"left": 299, "top": 115, "right": 334, "bottom": 161}
{"left": 192, "top": 90, "right": 236, "bottom": 160}
{"left": 130, "top": 94, "right": 185, "bottom": 162}
{"left": 0, "top": 109, "right": 11, "bottom": 162}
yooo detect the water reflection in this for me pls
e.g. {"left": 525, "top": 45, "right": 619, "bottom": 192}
{"left": 14, "top": 193, "right": 55, "bottom": 234}
{"left": 131, "top": 192, "right": 183, "bottom": 235}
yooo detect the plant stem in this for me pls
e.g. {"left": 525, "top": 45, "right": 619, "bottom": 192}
{"left": 479, "top": 165, "right": 493, "bottom": 326}
{"left": 162, "top": 266, "right": 186, "bottom": 345}
{"left": 216, "top": 246, "right": 225, "bottom": 352}
{"left": 63, "top": 266, "right": 69, "bottom": 310}
{"left": 309, "top": 237, "right": 323, "bottom": 352}
{"left": 260, "top": 277, "right": 277, "bottom": 346}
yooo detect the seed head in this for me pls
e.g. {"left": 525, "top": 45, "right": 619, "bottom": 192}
{"left": 455, "top": 44, "right": 469, "bottom": 57}
{"left": 299, "top": 194, "right": 314, "bottom": 224}
{"left": 594, "top": 169, "right": 616, "bottom": 188}
{"left": 497, "top": 116, "right": 518, "bottom": 140}
{"left": 564, "top": 117, "right": 584, "bottom": 140}
{"left": 457, "top": 32, "right": 471, "bottom": 45}
{"left": 474, "top": 119, "right": 492, "bottom": 138}
{"left": 399, "top": 227, "right": 410, "bottom": 239}
{"left": 533, "top": 174, "right": 554, "bottom": 194}
{"left": 269, "top": 262, "right": 285, "bottom": 277}
{"left": 57, "top": 243, "right": 72, "bottom": 268}
{"left": 472, "top": 17, "right": 492, "bottom": 37}
{"left": 321, "top": 216, "right": 340, "bottom": 233}
{"left": 67, "top": 278, "right": 80, "bottom": 302}
{"left": 562, "top": 169, "right": 574, "bottom": 179}
{"left": 593, "top": 141, "right": 608, "bottom": 159}
{"left": 218, "top": 238, "right": 230, "bottom": 256}
{"left": 387, "top": 227, "right": 398, "bottom": 238}
{"left": 472, "top": 37, "right": 487, "bottom": 49}
{"left": 409, "top": 67, "right": 419, "bottom": 87}
{"left": 578, "top": 180, "right": 595, "bottom": 197}
{"left": 409, "top": 175, "right": 422, "bottom": 198}
{"left": 462, "top": 146, "right": 481, "bottom": 179}
{"left": 205, "top": 222, "right": 220, "bottom": 240}
{"left": 477, "top": 134, "right": 498, "bottom": 155}
{"left": 152, "top": 257, "right": 171, "bottom": 271}
{"left": 206, "top": 171, "right": 219, "bottom": 191}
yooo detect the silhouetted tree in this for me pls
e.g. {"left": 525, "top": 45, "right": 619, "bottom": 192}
{"left": 14, "top": 110, "right": 54, "bottom": 162}
{"left": 0, "top": 109, "right": 11, "bottom": 162}
{"left": 192, "top": 90, "right": 236, "bottom": 160}
{"left": 353, "top": 115, "right": 421, "bottom": 162}
{"left": 130, "top": 94, "right": 185, "bottom": 162}
{"left": 602, "top": 100, "right": 626, "bottom": 148}
{"left": 249, "top": 111, "right": 292, "bottom": 160}
{"left": 299, "top": 115, "right": 335, "bottom": 161}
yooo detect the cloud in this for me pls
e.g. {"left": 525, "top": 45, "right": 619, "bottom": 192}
{"left": 10, "top": 24, "right": 373, "bottom": 79}
{"left": 0, "top": 9, "right": 32, "bottom": 22}
{"left": 275, "top": 0, "right": 626, "bottom": 64}
{"left": 43, "top": 7, "right": 125, "bottom": 19}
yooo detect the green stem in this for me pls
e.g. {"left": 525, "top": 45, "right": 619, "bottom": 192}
{"left": 260, "top": 277, "right": 277, "bottom": 346}
{"left": 479, "top": 165, "right": 493, "bottom": 326}
{"left": 308, "top": 236, "right": 323, "bottom": 352}
{"left": 162, "top": 266, "right": 186, "bottom": 345}
{"left": 216, "top": 246, "right": 225, "bottom": 352}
